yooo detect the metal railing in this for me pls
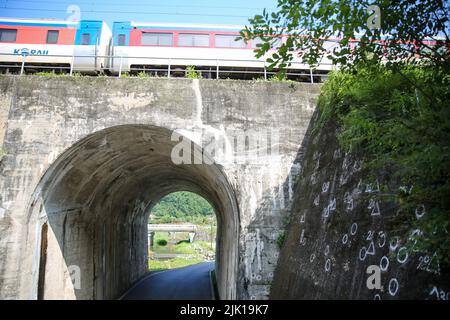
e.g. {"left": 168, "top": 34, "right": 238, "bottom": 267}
{"left": 148, "top": 224, "right": 197, "bottom": 232}
{"left": 0, "top": 52, "right": 335, "bottom": 83}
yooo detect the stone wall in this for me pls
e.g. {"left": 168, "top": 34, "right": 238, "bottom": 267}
{"left": 0, "top": 76, "right": 321, "bottom": 300}
{"left": 271, "top": 111, "right": 450, "bottom": 299}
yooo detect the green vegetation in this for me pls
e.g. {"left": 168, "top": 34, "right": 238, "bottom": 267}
{"left": 150, "top": 191, "right": 215, "bottom": 224}
{"left": 267, "top": 73, "right": 295, "bottom": 82}
{"left": 156, "top": 239, "right": 168, "bottom": 246}
{"left": 185, "top": 65, "right": 201, "bottom": 79}
{"left": 276, "top": 233, "right": 285, "bottom": 249}
{"left": 152, "top": 232, "right": 196, "bottom": 255}
{"left": 210, "top": 269, "right": 220, "bottom": 300}
{"left": 149, "top": 232, "right": 215, "bottom": 270}
{"left": 34, "top": 70, "right": 66, "bottom": 76}
{"left": 136, "top": 71, "right": 148, "bottom": 78}
{"left": 118, "top": 71, "right": 160, "bottom": 78}
{"left": 318, "top": 65, "right": 450, "bottom": 265}
{"left": 148, "top": 192, "right": 216, "bottom": 270}
{"left": 149, "top": 257, "right": 205, "bottom": 271}
{"left": 152, "top": 232, "right": 214, "bottom": 255}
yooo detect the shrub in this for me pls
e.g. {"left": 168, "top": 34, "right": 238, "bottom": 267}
{"left": 318, "top": 65, "right": 450, "bottom": 265}
{"left": 157, "top": 239, "right": 168, "bottom": 246}
{"left": 186, "top": 66, "right": 201, "bottom": 79}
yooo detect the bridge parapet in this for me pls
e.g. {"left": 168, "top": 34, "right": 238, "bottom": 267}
{"left": 148, "top": 224, "right": 197, "bottom": 233}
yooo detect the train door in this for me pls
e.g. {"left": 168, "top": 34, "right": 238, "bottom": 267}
{"left": 73, "top": 21, "right": 102, "bottom": 72}
{"left": 111, "top": 22, "right": 131, "bottom": 74}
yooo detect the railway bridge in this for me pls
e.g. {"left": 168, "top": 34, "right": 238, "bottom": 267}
{"left": 0, "top": 75, "right": 320, "bottom": 300}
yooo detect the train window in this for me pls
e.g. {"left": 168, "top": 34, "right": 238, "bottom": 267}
{"left": 141, "top": 32, "right": 173, "bottom": 46}
{"left": 46, "top": 30, "right": 59, "bottom": 44}
{"left": 0, "top": 29, "right": 17, "bottom": 42}
{"left": 178, "top": 34, "right": 209, "bottom": 47}
{"left": 215, "top": 35, "right": 246, "bottom": 48}
{"left": 118, "top": 34, "right": 126, "bottom": 46}
{"left": 81, "top": 33, "right": 91, "bottom": 45}
{"left": 251, "top": 37, "right": 282, "bottom": 49}
{"left": 251, "top": 37, "right": 263, "bottom": 48}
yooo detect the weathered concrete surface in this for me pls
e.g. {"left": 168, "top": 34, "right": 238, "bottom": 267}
{"left": 0, "top": 76, "right": 320, "bottom": 300}
{"left": 121, "top": 262, "right": 215, "bottom": 300}
{"left": 0, "top": 79, "right": 12, "bottom": 147}
{"left": 271, "top": 112, "right": 450, "bottom": 299}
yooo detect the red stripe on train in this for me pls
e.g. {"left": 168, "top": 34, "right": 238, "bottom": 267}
{"left": 0, "top": 25, "right": 76, "bottom": 45}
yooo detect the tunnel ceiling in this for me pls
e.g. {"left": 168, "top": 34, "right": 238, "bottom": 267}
{"left": 30, "top": 124, "right": 240, "bottom": 299}
{"left": 37, "top": 124, "right": 236, "bottom": 221}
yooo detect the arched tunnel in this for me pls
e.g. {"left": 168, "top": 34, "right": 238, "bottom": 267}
{"left": 26, "top": 124, "right": 240, "bottom": 300}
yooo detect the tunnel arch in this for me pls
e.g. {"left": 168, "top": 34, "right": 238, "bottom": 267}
{"left": 25, "top": 124, "right": 240, "bottom": 300}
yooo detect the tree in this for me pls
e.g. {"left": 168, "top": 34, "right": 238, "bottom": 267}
{"left": 239, "top": 0, "right": 449, "bottom": 73}
{"left": 150, "top": 191, "right": 215, "bottom": 224}
{"left": 318, "top": 65, "right": 450, "bottom": 266}
{"left": 240, "top": 0, "right": 450, "bottom": 265}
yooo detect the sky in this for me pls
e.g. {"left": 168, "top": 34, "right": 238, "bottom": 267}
{"left": 0, "top": 0, "right": 279, "bottom": 27}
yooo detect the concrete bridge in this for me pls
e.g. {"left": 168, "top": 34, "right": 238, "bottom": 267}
{"left": 148, "top": 224, "right": 197, "bottom": 233}
{"left": 0, "top": 75, "right": 320, "bottom": 300}
{"left": 148, "top": 223, "right": 198, "bottom": 244}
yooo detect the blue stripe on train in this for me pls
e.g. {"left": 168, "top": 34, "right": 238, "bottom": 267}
{"left": 112, "top": 22, "right": 131, "bottom": 46}
{"left": 0, "top": 22, "right": 76, "bottom": 28}
{"left": 133, "top": 25, "right": 242, "bottom": 32}
{"left": 74, "top": 20, "right": 104, "bottom": 45}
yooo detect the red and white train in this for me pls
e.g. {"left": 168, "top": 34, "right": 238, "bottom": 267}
{"left": 0, "top": 17, "right": 336, "bottom": 80}
{"left": 0, "top": 18, "right": 111, "bottom": 73}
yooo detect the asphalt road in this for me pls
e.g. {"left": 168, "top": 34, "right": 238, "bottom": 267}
{"left": 120, "top": 262, "right": 215, "bottom": 300}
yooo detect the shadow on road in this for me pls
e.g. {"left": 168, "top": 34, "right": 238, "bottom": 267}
{"left": 120, "top": 262, "right": 215, "bottom": 300}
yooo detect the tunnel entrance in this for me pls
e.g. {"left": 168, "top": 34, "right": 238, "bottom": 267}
{"left": 148, "top": 191, "right": 217, "bottom": 271}
{"left": 26, "top": 125, "right": 239, "bottom": 300}
{"left": 37, "top": 222, "right": 48, "bottom": 300}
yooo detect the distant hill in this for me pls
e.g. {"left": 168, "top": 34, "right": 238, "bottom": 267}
{"left": 150, "top": 191, "right": 215, "bottom": 224}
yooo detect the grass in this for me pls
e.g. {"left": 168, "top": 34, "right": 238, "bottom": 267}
{"left": 149, "top": 229, "right": 216, "bottom": 271}
{"left": 196, "top": 240, "right": 215, "bottom": 251}
{"left": 185, "top": 65, "right": 201, "bottom": 79}
{"left": 152, "top": 232, "right": 198, "bottom": 254}
{"left": 34, "top": 70, "right": 67, "bottom": 76}
{"left": 149, "top": 257, "right": 205, "bottom": 271}
{"left": 210, "top": 269, "right": 220, "bottom": 300}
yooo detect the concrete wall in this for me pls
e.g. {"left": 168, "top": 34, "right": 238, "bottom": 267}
{"left": 271, "top": 112, "right": 450, "bottom": 299}
{"left": 0, "top": 81, "right": 11, "bottom": 148}
{"left": 0, "top": 76, "right": 320, "bottom": 300}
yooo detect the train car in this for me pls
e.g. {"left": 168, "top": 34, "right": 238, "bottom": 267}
{"left": 73, "top": 20, "right": 111, "bottom": 73}
{"left": 0, "top": 18, "right": 78, "bottom": 71}
{"left": 110, "top": 21, "right": 334, "bottom": 79}
{"left": 0, "top": 18, "right": 111, "bottom": 73}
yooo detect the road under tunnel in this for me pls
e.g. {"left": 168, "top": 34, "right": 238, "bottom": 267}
{"left": 25, "top": 125, "right": 240, "bottom": 300}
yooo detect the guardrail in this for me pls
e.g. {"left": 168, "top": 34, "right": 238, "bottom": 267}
{"left": 148, "top": 224, "right": 198, "bottom": 233}
{"left": 0, "top": 52, "right": 335, "bottom": 83}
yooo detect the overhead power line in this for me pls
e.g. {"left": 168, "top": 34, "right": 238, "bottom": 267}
{"left": 0, "top": 6, "right": 254, "bottom": 18}
{"left": 0, "top": 0, "right": 275, "bottom": 11}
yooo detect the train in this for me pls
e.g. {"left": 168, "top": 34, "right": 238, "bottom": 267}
{"left": 0, "top": 17, "right": 336, "bottom": 80}
{"left": 0, "top": 18, "right": 111, "bottom": 73}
